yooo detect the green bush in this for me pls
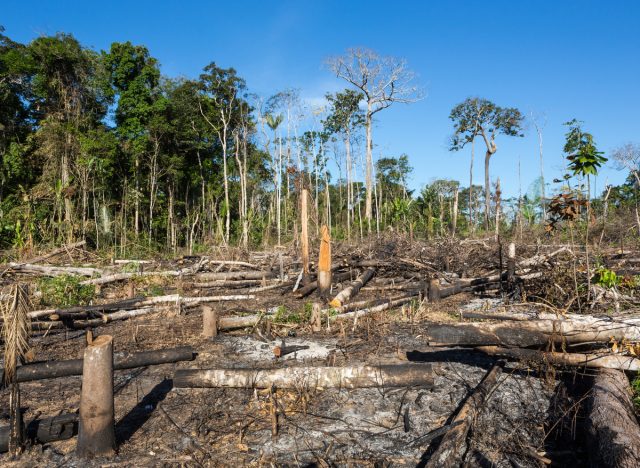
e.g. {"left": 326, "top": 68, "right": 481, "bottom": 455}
{"left": 38, "top": 274, "right": 95, "bottom": 308}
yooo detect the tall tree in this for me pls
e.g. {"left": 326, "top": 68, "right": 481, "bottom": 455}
{"left": 449, "top": 97, "right": 524, "bottom": 230}
{"left": 199, "top": 63, "right": 246, "bottom": 245}
{"left": 327, "top": 48, "right": 422, "bottom": 231}
{"left": 103, "top": 41, "right": 160, "bottom": 239}
{"left": 324, "top": 89, "right": 364, "bottom": 239}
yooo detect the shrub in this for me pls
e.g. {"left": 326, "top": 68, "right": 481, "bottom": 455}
{"left": 38, "top": 274, "right": 95, "bottom": 308}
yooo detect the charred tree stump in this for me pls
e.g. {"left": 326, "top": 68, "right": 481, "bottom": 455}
{"left": 428, "top": 279, "right": 441, "bottom": 302}
{"left": 0, "top": 413, "right": 78, "bottom": 453}
{"left": 77, "top": 335, "right": 116, "bottom": 458}
{"left": 586, "top": 369, "right": 640, "bottom": 468}
{"left": 426, "top": 361, "right": 504, "bottom": 467}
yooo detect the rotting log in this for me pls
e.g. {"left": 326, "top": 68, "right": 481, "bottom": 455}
{"left": 476, "top": 346, "right": 640, "bottom": 371}
{"left": 426, "top": 317, "right": 640, "bottom": 347}
{"left": 425, "top": 362, "right": 504, "bottom": 467}
{"left": 586, "top": 368, "right": 640, "bottom": 467}
{"left": 329, "top": 268, "right": 375, "bottom": 308}
{"left": 174, "top": 363, "right": 434, "bottom": 389}
{"left": 0, "top": 413, "right": 78, "bottom": 453}
{"left": 77, "top": 335, "right": 116, "bottom": 458}
{"left": 0, "top": 346, "right": 194, "bottom": 384}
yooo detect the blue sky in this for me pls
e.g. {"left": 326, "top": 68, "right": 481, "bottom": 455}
{"left": 3, "top": 0, "right": 639, "bottom": 198}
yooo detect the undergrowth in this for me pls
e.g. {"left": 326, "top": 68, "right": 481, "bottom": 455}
{"left": 38, "top": 274, "right": 95, "bottom": 308}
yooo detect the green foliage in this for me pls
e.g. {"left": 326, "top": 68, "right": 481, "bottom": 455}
{"left": 592, "top": 267, "right": 620, "bottom": 288}
{"left": 563, "top": 119, "right": 607, "bottom": 177}
{"left": 38, "top": 274, "right": 95, "bottom": 308}
{"left": 632, "top": 373, "right": 640, "bottom": 409}
{"left": 273, "top": 304, "right": 312, "bottom": 324}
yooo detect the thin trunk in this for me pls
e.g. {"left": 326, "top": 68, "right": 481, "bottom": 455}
{"left": 365, "top": 110, "right": 373, "bottom": 232}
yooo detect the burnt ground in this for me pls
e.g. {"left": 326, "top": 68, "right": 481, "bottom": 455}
{"left": 0, "top": 237, "right": 615, "bottom": 467}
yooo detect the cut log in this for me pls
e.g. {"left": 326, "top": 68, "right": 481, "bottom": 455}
{"left": 426, "top": 317, "right": 640, "bottom": 347}
{"left": 7, "top": 263, "right": 101, "bottom": 277}
{"left": 174, "top": 363, "right": 434, "bottom": 389}
{"left": 0, "top": 413, "right": 78, "bottom": 453}
{"left": 77, "top": 335, "right": 116, "bottom": 458}
{"left": 196, "top": 270, "right": 276, "bottom": 281}
{"left": 317, "top": 225, "right": 332, "bottom": 299}
{"left": 426, "top": 362, "right": 504, "bottom": 467}
{"left": 329, "top": 268, "right": 375, "bottom": 307}
{"left": 202, "top": 306, "right": 218, "bottom": 338}
{"left": 586, "top": 368, "right": 640, "bottom": 467}
{"left": 476, "top": 346, "right": 640, "bottom": 371}
{"left": 295, "top": 270, "right": 354, "bottom": 298}
{"left": 0, "top": 346, "right": 194, "bottom": 384}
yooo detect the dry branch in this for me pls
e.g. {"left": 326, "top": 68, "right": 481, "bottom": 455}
{"left": 426, "top": 362, "right": 504, "bottom": 467}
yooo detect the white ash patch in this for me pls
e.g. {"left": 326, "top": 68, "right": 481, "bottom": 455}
{"left": 227, "top": 335, "right": 336, "bottom": 362}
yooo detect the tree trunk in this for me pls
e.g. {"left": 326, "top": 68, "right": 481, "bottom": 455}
{"left": 175, "top": 363, "right": 434, "bottom": 389}
{"left": 484, "top": 150, "right": 491, "bottom": 231}
{"left": 301, "top": 189, "right": 310, "bottom": 285}
{"left": 365, "top": 110, "right": 373, "bottom": 231}
{"left": 586, "top": 369, "right": 640, "bottom": 467}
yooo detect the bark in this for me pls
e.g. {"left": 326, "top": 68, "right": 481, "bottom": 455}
{"left": 1, "top": 346, "right": 194, "bottom": 384}
{"left": 586, "top": 369, "right": 640, "bottom": 468}
{"left": 175, "top": 363, "right": 434, "bottom": 389}
{"left": 301, "top": 189, "right": 310, "bottom": 285}
{"left": 426, "top": 362, "right": 504, "bottom": 467}
{"left": 329, "top": 268, "right": 375, "bottom": 307}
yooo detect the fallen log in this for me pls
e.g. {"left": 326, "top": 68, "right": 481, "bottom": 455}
{"left": 174, "top": 363, "right": 434, "bottom": 389}
{"left": 22, "top": 240, "right": 87, "bottom": 265}
{"left": 426, "top": 362, "right": 504, "bottom": 467}
{"left": 476, "top": 346, "right": 640, "bottom": 371}
{"left": 196, "top": 270, "right": 276, "bottom": 281}
{"left": 586, "top": 368, "right": 640, "bottom": 467}
{"left": 0, "top": 413, "right": 78, "bottom": 453}
{"left": 329, "top": 268, "right": 375, "bottom": 307}
{"left": 7, "top": 263, "right": 101, "bottom": 277}
{"left": 295, "top": 270, "right": 355, "bottom": 298}
{"left": 426, "top": 317, "right": 640, "bottom": 347}
{"left": 0, "top": 346, "right": 194, "bottom": 384}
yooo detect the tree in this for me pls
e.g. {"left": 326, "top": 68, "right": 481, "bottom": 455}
{"left": 324, "top": 89, "right": 364, "bottom": 239}
{"left": 326, "top": 48, "right": 422, "bottom": 231}
{"left": 198, "top": 63, "right": 246, "bottom": 245}
{"left": 449, "top": 97, "right": 524, "bottom": 230}
{"left": 103, "top": 41, "right": 160, "bottom": 239}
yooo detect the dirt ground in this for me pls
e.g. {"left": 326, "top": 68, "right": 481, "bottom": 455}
{"left": 0, "top": 237, "right": 618, "bottom": 466}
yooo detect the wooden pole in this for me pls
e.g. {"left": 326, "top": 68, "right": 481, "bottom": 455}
{"left": 202, "top": 306, "right": 218, "bottom": 338}
{"left": 317, "top": 225, "right": 332, "bottom": 299}
{"left": 77, "top": 335, "right": 115, "bottom": 458}
{"left": 301, "top": 188, "right": 310, "bottom": 285}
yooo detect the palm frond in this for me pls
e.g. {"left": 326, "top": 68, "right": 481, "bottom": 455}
{"left": 2, "top": 284, "right": 31, "bottom": 385}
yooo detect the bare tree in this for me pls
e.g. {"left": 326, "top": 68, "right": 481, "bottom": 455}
{"left": 612, "top": 142, "right": 640, "bottom": 232}
{"left": 326, "top": 48, "right": 422, "bottom": 231}
{"left": 530, "top": 112, "right": 547, "bottom": 219}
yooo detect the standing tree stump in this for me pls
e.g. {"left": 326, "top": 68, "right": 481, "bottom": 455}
{"left": 202, "top": 306, "right": 218, "bottom": 338}
{"left": 317, "top": 225, "right": 332, "bottom": 300}
{"left": 76, "top": 335, "right": 115, "bottom": 458}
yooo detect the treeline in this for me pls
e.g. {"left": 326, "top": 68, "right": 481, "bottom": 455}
{"left": 1, "top": 29, "right": 638, "bottom": 254}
